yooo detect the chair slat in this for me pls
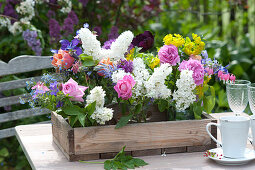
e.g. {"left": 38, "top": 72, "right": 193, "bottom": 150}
{"left": 0, "top": 94, "right": 23, "bottom": 107}
{"left": 0, "top": 120, "right": 51, "bottom": 139}
{"left": 0, "top": 108, "right": 50, "bottom": 123}
{"left": 0, "top": 76, "right": 42, "bottom": 92}
{"left": 0, "top": 56, "right": 53, "bottom": 76}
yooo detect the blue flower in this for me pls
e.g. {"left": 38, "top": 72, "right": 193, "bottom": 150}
{"left": 59, "top": 39, "right": 82, "bottom": 57}
{"left": 56, "top": 101, "right": 63, "bottom": 108}
{"left": 49, "top": 81, "right": 59, "bottom": 96}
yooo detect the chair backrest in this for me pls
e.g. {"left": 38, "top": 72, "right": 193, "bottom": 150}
{"left": 0, "top": 55, "right": 53, "bottom": 139}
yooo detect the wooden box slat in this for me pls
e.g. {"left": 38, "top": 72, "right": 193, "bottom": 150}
{"left": 51, "top": 111, "right": 217, "bottom": 161}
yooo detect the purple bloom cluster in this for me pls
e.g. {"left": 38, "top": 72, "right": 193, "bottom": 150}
{"left": 22, "top": 29, "right": 42, "bottom": 56}
{"left": 79, "top": 0, "right": 89, "bottom": 7}
{"left": 60, "top": 38, "right": 82, "bottom": 56}
{"left": 49, "top": 19, "right": 61, "bottom": 43}
{"left": 62, "top": 11, "right": 79, "bottom": 35}
{"left": 93, "top": 26, "right": 102, "bottom": 36}
{"left": 47, "top": 10, "right": 56, "bottom": 18}
{"left": 117, "top": 59, "right": 133, "bottom": 73}
{"left": 3, "top": 2, "right": 18, "bottom": 23}
{"left": 49, "top": 81, "right": 59, "bottom": 96}
{"left": 108, "top": 26, "right": 119, "bottom": 39}
{"left": 102, "top": 39, "right": 116, "bottom": 49}
{"left": 131, "top": 31, "right": 154, "bottom": 52}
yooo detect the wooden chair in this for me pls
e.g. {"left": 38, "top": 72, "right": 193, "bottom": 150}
{"left": 0, "top": 56, "right": 53, "bottom": 139}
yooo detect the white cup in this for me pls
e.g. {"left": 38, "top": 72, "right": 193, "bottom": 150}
{"left": 249, "top": 115, "right": 255, "bottom": 148}
{"left": 206, "top": 116, "right": 250, "bottom": 158}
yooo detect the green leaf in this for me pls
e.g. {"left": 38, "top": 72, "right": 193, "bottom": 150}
{"left": 63, "top": 105, "right": 84, "bottom": 116}
{"left": 80, "top": 54, "right": 96, "bottom": 67}
{"left": 115, "top": 114, "right": 133, "bottom": 129}
{"left": 193, "top": 105, "right": 202, "bottom": 120}
{"left": 69, "top": 116, "right": 78, "bottom": 127}
{"left": 0, "top": 148, "right": 9, "bottom": 157}
{"left": 86, "top": 101, "right": 97, "bottom": 116}
{"left": 134, "top": 103, "right": 142, "bottom": 114}
{"left": 78, "top": 114, "right": 86, "bottom": 127}
{"left": 131, "top": 158, "right": 148, "bottom": 167}
{"left": 210, "top": 86, "right": 215, "bottom": 97}
{"left": 104, "top": 160, "right": 113, "bottom": 170}
{"left": 203, "top": 96, "right": 215, "bottom": 114}
{"left": 158, "top": 99, "right": 168, "bottom": 112}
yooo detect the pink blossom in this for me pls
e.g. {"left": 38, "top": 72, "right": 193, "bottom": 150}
{"left": 218, "top": 71, "right": 223, "bottom": 79}
{"left": 158, "top": 45, "right": 180, "bottom": 66}
{"left": 205, "top": 67, "right": 214, "bottom": 76}
{"left": 114, "top": 75, "right": 136, "bottom": 100}
{"left": 230, "top": 74, "right": 236, "bottom": 82}
{"left": 223, "top": 73, "right": 230, "bottom": 81}
{"left": 32, "top": 82, "right": 50, "bottom": 93}
{"left": 71, "top": 61, "right": 82, "bottom": 74}
{"left": 62, "top": 78, "right": 88, "bottom": 102}
{"left": 179, "top": 59, "right": 204, "bottom": 85}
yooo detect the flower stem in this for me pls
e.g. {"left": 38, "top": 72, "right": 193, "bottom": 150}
{"left": 79, "top": 160, "right": 104, "bottom": 164}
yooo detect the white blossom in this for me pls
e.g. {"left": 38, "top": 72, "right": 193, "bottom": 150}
{"left": 173, "top": 70, "right": 196, "bottom": 111}
{"left": 16, "top": 0, "right": 35, "bottom": 22}
{"left": 91, "top": 107, "right": 114, "bottom": 125}
{"left": 0, "top": 17, "right": 11, "bottom": 28}
{"left": 145, "top": 63, "right": 172, "bottom": 99}
{"left": 86, "top": 86, "right": 106, "bottom": 107}
{"left": 111, "top": 69, "right": 131, "bottom": 83}
{"left": 8, "top": 22, "right": 23, "bottom": 35}
{"left": 58, "top": 0, "right": 72, "bottom": 14}
{"left": 132, "top": 58, "right": 150, "bottom": 98}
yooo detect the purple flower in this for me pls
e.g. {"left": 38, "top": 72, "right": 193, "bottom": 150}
{"left": 49, "top": 19, "right": 61, "bottom": 43}
{"left": 22, "top": 29, "right": 42, "bottom": 56}
{"left": 56, "top": 101, "right": 63, "bottom": 108}
{"left": 131, "top": 31, "right": 154, "bottom": 52}
{"left": 93, "top": 26, "right": 102, "bottom": 36}
{"left": 179, "top": 59, "right": 205, "bottom": 85}
{"left": 79, "top": 0, "right": 89, "bottom": 7}
{"left": 59, "top": 38, "right": 82, "bottom": 56}
{"left": 62, "top": 17, "right": 74, "bottom": 35}
{"left": 49, "top": 81, "right": 59, "bottom": 96}
{"left": 47, "top": 10, "right": 56, "bottom": 18}
{"left": 68, "top": 11, "right": 79, "bottom": 25}
{"left": 3, "top": 3, "right": 18, "bottom": 23}
{"left": 158, "top": 45, "right": 180, "bottom": 66}
{"left": 102, "top": 39, "right": 116, "bottom": 49}
{"left": 108, "top": 26, "right": 119, "bottom": 39}
{"left": 117, "top": 59, "right": 133, "bottom": 73}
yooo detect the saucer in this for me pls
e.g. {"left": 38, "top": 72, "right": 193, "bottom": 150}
{"left": 205, "top": 148, "right": 255, "bottom": 165}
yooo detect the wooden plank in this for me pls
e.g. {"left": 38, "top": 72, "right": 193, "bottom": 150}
{"left": 187, "top": 144, "right": 214, "bottom": 152}
{"left": 51, "top": 112, "right": 74, "bottom": 157}
{"left": 0, "top": 56, "right": 53, "bottom": 76}
{"left": 0, "top": 127, "right": 15, "bottom": 138}
{"left": 0, "top": 108, "right": 50, "bottom": 123}
{"left": 100, "top": 151, "right": 131, "bottom": 159}
{"left": 0, "top": 76, "right": 42, "bottom": 91}
{"left": 73, "top": 118, "right": 213, "bottom": 155}
{"left": 132, "top": 149, "right": 162, "bottom": 157}
{"left": 162, "top": 147, "right": 187, "bottom": 154}
{"left": 0, "top": 94, "right": 24, "bottom": 107}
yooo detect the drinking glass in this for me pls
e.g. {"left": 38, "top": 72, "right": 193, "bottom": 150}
{"left": 248, "top": 83, "right": 255, "bottom": 114}
{"left": 226, "top": 80, "right": 251, "bottom": 116}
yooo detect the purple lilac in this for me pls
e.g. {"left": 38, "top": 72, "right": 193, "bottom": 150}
{"left": 47, "top": 10, "right": 56, "bottom": 18}
{"left": 3, "top": 3, "right": 18, "bottom": 23}
{"left": 102, "top": 39, "right": 116, "bottom": 49}
{"left": 117, "top": 59, "right": 133, "bottom": 73}
{"left": 79, "top": 0, "right": 89, "bottom": 7}
{"left": 108, "top": 26, "right": 119, "bottom": 39}
{"left": 49, "top": 19, "right": 61, "bottom": 43}
{"left": 22, "top": 29, "right": 42, "bottom": 56}
{"left": 68, "top": 11, "right": 79, "bottom": 25}
{"left": 93, "top": 26, "right": 102, "bottom": 36}
{"left": 49, "top": 81, "right": 59, "bottom": 96}
{"left": 62, "top": 17, "right": 74, "bottom": 35}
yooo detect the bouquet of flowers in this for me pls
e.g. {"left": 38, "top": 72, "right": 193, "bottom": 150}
{"left": 21, "top": 24, "right": 235, "bottom": 128}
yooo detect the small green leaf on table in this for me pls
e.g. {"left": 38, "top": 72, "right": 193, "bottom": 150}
{"left": 115, "top": 114, "right": 133, "bottom": 129}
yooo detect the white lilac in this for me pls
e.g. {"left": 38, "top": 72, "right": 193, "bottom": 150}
{"left": 16, "top": 0, "right": 35, "bottom": 22}
{"left": 86, "top": 86, "right": 106, "bottom": 107}
{"left": 145, "top": 63, "right": 172, "bottom": 99}
{"left": 58, "top": 0, "right": 72, "bottom": 14}
{"left": 0, "top": 17, "right": 11, "bottom": 28}
{"left": 91, "top": 107, "right": 114, "bottom": 125}
{"left": 132, "top": 58, "right": 150, "bottom": 98}
{"left": 111, "top": 69, "right": 131, "bottom": 83}
{"left": 79, "top": 27, "right": 102, "bottom": 60}
{"left": 173, "top": 70, "right": 196, "bottom": 111}
{"left": 8, "top": 21, "right": 23, "bottom": 35}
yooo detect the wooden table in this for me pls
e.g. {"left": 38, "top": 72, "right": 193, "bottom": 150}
{"left": 15, "top": 113, "right": 255, "bottom": 170}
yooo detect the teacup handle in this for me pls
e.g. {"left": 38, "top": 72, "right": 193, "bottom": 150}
{"left": 248, "top": 134, "right": 253, "bottom": 145}
{"left": 206, "top": 122, "right": 222, "bottom": 147}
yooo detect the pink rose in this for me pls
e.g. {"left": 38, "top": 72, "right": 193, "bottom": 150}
{"left": 179, "top": 59, "right": 204, "bottom": 85}
{"left": 114, "top": 75, "right": 136, "bottom": 100}
{"left": 62, "top": 78, "right": 88, "bottom": 102}
{"left": 158, "top": 45, "right": 180, "bottom": 66}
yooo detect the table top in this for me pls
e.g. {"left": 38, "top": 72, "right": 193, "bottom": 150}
{"left": 15, "top": 112, "right": 255, "bottom": 170}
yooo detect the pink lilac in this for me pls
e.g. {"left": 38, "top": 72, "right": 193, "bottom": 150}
{"left": 108, "top": 26, "right": 119, "bottom": 39}
{"left": 32, "top": 82, "right": 50, "bottom": 98}
{"left": 179, "top": 59, "right": 205, "bottom": 86}
{"left": 93, "top": 26, "right": 102, "bottom": 36}
{"left": 158, "top": 45, "right": 180, "bottom": 66}
{"left": 49, "top": 19, "right": 61, "bottom": 43}
{"left": 102, "top": 39, "right": 116, "bottom": 49}
{"left": 68, "top": 11, "right": 79, "bottom": 25}
{"left": 114, "top": 75, "right": 136, "bottom": 100}
{"left": 62, "top": 17, "right": 74, "bottom": 35}
{"left": 117, "top": 59, "right": 133, "bottom": 73}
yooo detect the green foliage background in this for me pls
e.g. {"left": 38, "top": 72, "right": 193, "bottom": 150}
{"left": 0, "top": 0, "right": 255, "bottom": 169}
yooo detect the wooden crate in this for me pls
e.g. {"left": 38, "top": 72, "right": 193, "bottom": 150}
{"left": 51, "top": 111, "right": 217, "bottom": 161}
